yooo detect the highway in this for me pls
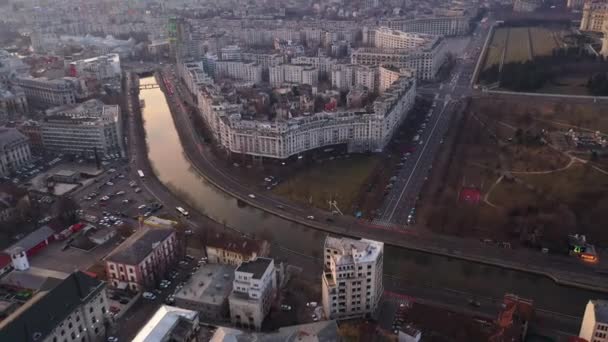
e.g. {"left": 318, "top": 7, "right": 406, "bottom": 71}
{"left": 373, "top": 19, "right": 492, "bottom": 226}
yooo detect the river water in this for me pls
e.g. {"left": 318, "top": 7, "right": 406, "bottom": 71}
{"left": 138, "top": 76, "right": 606, "bottom": 318}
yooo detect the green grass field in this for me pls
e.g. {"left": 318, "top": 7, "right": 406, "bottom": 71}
{"left": 272, "top": 155, "right": 381, "bottom": 214}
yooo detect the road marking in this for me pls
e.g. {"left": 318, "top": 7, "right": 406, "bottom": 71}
{"left": 386, "top": 101, "right": 451, "bottom": 222}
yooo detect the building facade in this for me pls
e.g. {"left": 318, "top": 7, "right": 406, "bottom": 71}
{"left": 351, "top": 41, "right": 446, "bottom": 81}
{"left": 13, "top": 76, "right": 78, "bottom": 107}
{"left": 0, "top": 128, "right": 31, "bottom": 177}
{"left": 364, "top": 27, "right": 438, "bottom": 51}
{"left": 229, "top": 257, "right": 277, "bottom": 331}
{"left": 40, "top": 99, "right": 123, "bottom": 157}
{"left": 204, "top": 232, "right": 270, "bottom": 266}
{"left": 177, "top": 61, "right": 213, "bottom": 96}
{"left": 197, "top": 75, "right": 416, "bottom": 159}
{"left": 105, "top": 228, "right": 178, "bottom": 292}
{"left": 269, "top": 64, "right": 319, "bottom": 87}
{"left": 580, "top": 300, "right": 608, "bottom": 342}
{"left": 380, "top": 16, "right": 471, "bottom": 36}
{"left": 132, "top": 305, "right": 200, "bottom": 342}
{"left": 321, "top": 237, "right": 384, "bottom": 320}
{"left": 215, "top": 61, "right": 263, "bottom": 83}
{"left": 0, "top": 271, "right": 109, "bottom": 342}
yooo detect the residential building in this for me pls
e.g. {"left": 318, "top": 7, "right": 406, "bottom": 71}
{"left": 380, "top": 66, "right": 415, "bottom": 94}
{"left": 215, "top": 61, "right": 263, "bottom": 83}
{"left": 0, "top": 128, "right": 31, "bottom": 177}
{"left": 291, "top": 56, "right": 336, "bottom": 74}
{"left": 17, "top": 120, "right": 43, "bottom": 154}
{"left": 229, "top": 257, "right": 277, "bottom": 330}
{"left": 40, "top": 99, "right": 123, "bottom": 157}
{"left": 177, "top": 61, "right": 213, "bottom": 96}
{"left": 241, "top": 51, "right": 284, "bottom": 68}
{"left": 364, "top": 27, "right": 438, "bottom": 51}
{"left": 355, "top": 66, "right": 377, "bottom": 92}
{"left": 513, "top": 0, "right": 542, "bottom": 12}
{"left": 0, "top": 85, "right": 28, "bottom": 118}
{"left": 197, "top": 75, "right": 416, "bottom": 159}
{"left": 581, "top": 1, "right": 608, "bottom": 32}
{"left": 321, "top": 237, "right": 384, "bottom": 320}
{"left": 204, "top": 232, "right": 270, "bottom": 266}
{"left": 580, "top": 300, "right": 608, "bottom": 342}
{"left": 0, "top": 184, "right": 28, "bottom": 223}
{"left": 132, "top": 305, "right": 200, "bottom": 342}
{"left": 0, "top": 271, "right": 109, "bottom": 342}
{"left": 105, "top": 227, "right": 178, "bottom": 291}
{"left": 0, "top": 50, "right": 29, "bottom": 85}
{"left": 269, "top": 64, "right": 319, "bottom": 86}
{"left": 67, "top": 53, "right": 121, "bottom": 84}
{"left": 220, "top": 45, "right": 242, "bottom": 61}
{"left": 209, "top": 320, "right": 340, "bottom": 341}
{"left": 351, "top": 41, "right": 446, "bottom": 80}
{"left": 13, "top": 76, "right": 78, "bottom": 107}
{"left": 380, "top": 16, "right": 471, "bottom": 36}
{"left": 173, "top": 263, "right": 235, "bottom": 322}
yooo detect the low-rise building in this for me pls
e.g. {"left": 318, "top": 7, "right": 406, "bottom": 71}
{"left": 0, "top": 128, "right": 31, "bottom": 177}
{"left": 105, "top": 227, "right": 178, "bottom": 291}
{"left": 580, "top": 299, "right": 608, "bottom": 342}
{"left": 229, "top": 257, "right": 277, "bottom": 331}
{"left": 0, "top": 271, "right": 109, "bottom": 342}
{"left": 379, "top": 16, "right": 471, "bottom": 36}
{"left": 204, "top": 232, "right": 270, "bottom": 266}
{"left": 40, "top": 99, "right": 124, "bottom": 157}
{"left": 132, "top": 305, "right": 200, "bottom": 342}
{"left": 173, "top": 263, "right": 235, "bottom": 322}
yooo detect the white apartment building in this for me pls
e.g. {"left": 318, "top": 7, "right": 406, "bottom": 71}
{"left": 41, "top": 99, "right": 123, "bottom": 156}
{"left": 177, "top": 60, "right": 213, "bottom": 96}
{"left": 241, "top": 51, "right": 284, "bottom": 68}
{"left": 351, "top": 39, "right": 446, "bottom": 81}
{"left": 14, "top": 76, "right": 78, "bottom": 107}
{"left": 291, "top": 56, "right": 337, "bottom": 74}
{"left": 269, "top": 64, "right": 319, "bottom": 87}
{"left": 0, "top": 128, "right": 31, "bottom": 177}
{"left": 330, "top": 64, "right": 378, "bottom": 92}
{"left": 355, "top": 66, "right": 377, "bottom": 92}
{"left": 229, "top": 257, "right": 277, "bottom": 331}
{"left": 132, "top": 306, "right": 200, "bottom": 342}
{"left": 580, "top": 300, "right": 608, "bottom": 342}
{"left": 364, "top": 27, "right": 438, "bottom": 51}
{"left": 0, "top": 271, "right": 109, "bottom": 342}
{"left": 380, "top": 66, "right": 415, "bottom": 94}
{"left": 215, "top": 61, "right": 263, "bottom": 83}
{"left": 197, "top": 75, "right": 416, "bottom": 159}
{"left": 380, "top": 16, "right": 471, "bottom": 36}
{"left": 321, "top": 237, "right": 384, "bottom": 320}
{"left": 68, "top": 53, "right": 121, "bottom": 83}
{"left": 220, "top": 45, "right": 242, "bottom": 61}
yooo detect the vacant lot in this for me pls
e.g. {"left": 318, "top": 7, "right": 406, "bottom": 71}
{"left": 273, "top": 155, "right": 381, "bottom": 215}
{"left": 482, "top": 26, "right": 568, "bottom": 70}
{"left": 420, "top": 96, "right": 608, "bottom": 248}
{"left": 504, "top": 27, "right": 531, "bottom": 64}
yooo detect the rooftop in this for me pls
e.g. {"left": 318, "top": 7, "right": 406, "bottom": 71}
{"left": 209, "top": 320, "right": 340, "bottom": 342}
{"left": 325, "top": 237, "right": 383, "bottom": 265}
{"left": 0, "top": 128, "right": 28, "bottom": 149}
{"left": 5, "top": 225, "right": 55, "bottom": 254}
{"left": 174, "top": 263, "right": 235, "bottom": 306}
{"left": 205, "top": 232, "right": 265, "bottom": 257}
{"left": 132, "top": 305, "right": 199, "bottom": 342}
{"left": 0, "top": 271, "right": 104, "bottom": 342}
{"left": 106, "top": 228, "right": 174, "bottom": 265}
{"left": 235, "top": 257, "right": 273, "bottom": 280}
{"left": 592, "top": 299, "right": 608, "bottom": 323}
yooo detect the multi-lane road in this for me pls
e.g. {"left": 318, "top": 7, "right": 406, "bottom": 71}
{"left": 373, "top": 20, "right": 492, "bottom": 227}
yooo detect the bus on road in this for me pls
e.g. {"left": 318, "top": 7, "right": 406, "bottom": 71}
{"left": 137, "top": 170, "right": 144, "bottom": 178}
{"left": 176, "top": 206, "right": 189, "bottom": 217}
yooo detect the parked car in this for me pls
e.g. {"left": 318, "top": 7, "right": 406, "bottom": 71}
{"left": 142, "top": 292, "right": 156, "bottom": 300}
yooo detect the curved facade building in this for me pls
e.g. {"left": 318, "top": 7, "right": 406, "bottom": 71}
{"left": 197, "top": 76, "right": 416, "bottom": 160}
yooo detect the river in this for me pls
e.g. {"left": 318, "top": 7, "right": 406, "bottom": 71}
{"left": 138, "top": 76, "right": 606, "bottom": 318}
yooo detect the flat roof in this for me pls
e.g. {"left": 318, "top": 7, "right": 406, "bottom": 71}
{"left": 174, "top": 263, "right": 235, "bottom": 306}
{"left": 5, "top": 225, "right": 55, "bottom": 253}
{"left": 132, "top": 305, "right": 198, "bottom": 342}
{"left": 235, "top": 257, "right": 272, "bottom": 280}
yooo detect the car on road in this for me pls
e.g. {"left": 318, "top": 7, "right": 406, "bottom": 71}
{"left": 116, "top": 191, "right": 125, "bottom": 196}
{"left": 248, "top": 194, "right": 256, "bottom": 199}
{"left": 306, "top": 215, "right": 315, "bottom": 220}
{"left": 107, "top": 337, "right": 118, "bottom": 342}
{"left": 134, "top": 187, "right": 142, "bottom": 193}
{"left": 106, "top": 181, "right": 114, "bottom": 186}
{"left": 142, "top": 292, "right": 156, "bottom": 300}
{"left": 275, "top": 204, "right": 284, "bottom": 209}
{"left": 281, "top": 304, "right": 292, "bottom": 311}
